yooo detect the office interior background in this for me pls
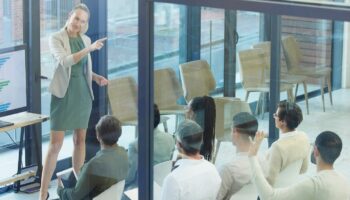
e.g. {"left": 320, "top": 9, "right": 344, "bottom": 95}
{"left": 1, "top": 0, "right": 350, "bottom": 199}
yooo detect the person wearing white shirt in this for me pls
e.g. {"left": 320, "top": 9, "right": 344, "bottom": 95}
{"left": 249, "top": 130, "right": 350, "bottom": 200}
{"left": 217, "top": 112, "right": 266, "bottom": 200}
{"left": 161, "top": 119, "right": 221, "bottom": 200}
{"left": 266, "top": 101, "right": 310, "bottom": 185}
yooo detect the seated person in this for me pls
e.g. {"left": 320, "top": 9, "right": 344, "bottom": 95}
{"left": 217, "top": 112, "right": 266, "bottom": 200}
{"left": 266, "top": 101, "right": 310, "bottom": 185}
{"left": 161, "top": 119, "right": 221, "bottom": 200}
{"left": 125, "top": 104, "right": 175, "bottom": 188}
{"left": 186, "top": 96, "right": 216, "bottom": 161}
{"left": 249, "top": 131, "right": 350, "bottom": 200}
{"left": 57, "top": 115, "right": 128, "bottom": 200}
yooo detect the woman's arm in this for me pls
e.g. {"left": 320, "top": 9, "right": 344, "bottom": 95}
{"left": 92, "top": 72, "right": 108, "bottom": 86}
{"left": 49, "top": 34, "right": 106, "bottom": 68}
{"left": 72, "top": 37, "right": 107, "bottom": 63}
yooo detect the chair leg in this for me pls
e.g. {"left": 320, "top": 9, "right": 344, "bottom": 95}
{"left": 261, "top": 93, "right": 266, "bottom": 120}
{"left": 162, "top": 120, "right": 168, "bottom": 133}
{"left": 245, "top": 91, "right": 250, "bottom": 102}
{"left": 327, "top": 74, "right": 333, "bottom": 106}
{"left": 302, "top": 81, "right": 309, "bottom": 115}
{"left": 294, "top": 83, "right": 299, "bottom": 102}
{"left": 320, "top": 78, "right": 325, "bottom": 112}
{"left": 255, "top": 93, "right": 260, "bottom": 115}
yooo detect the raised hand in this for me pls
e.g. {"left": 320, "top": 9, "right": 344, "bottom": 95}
{"left": 89, "top": 37, "right": 107, "bottom": 52}
{"left": 248, "top": 131, "right": 265, "bottom": 157}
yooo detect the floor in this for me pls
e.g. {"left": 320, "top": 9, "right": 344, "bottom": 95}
{"left": 0, "top": 88, "right": 349, "bottom": 200}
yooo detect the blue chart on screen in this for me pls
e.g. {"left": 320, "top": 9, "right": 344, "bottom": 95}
{"left": 0, "top": 49, "right": 27, "bottom": 114}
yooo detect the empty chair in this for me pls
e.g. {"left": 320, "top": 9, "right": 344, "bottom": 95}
{"left": 108, "top": 76, "right": 168, "bottom": 136}
{"left": 108, "top": 76, "right": 138, "bottom": 127}
{"left": 282, "top": 35, "right": 333, "bottom": 112}
{"left": 154, "top": 68, "right": 186, "bottom": 129}
{"left": 238, "top": 48, "right": 294, "bottom": 116}
{"left": 93, "top": 180, "right": 125, "bottom": 200}
{"left": 252, "top": 41, "right": 310, "bottom": 114}
{"left": 153, "top": 160, "right": 172, "bottom": 186}
{"left": 179, "top": 60, "right": 216, "bottom": 103}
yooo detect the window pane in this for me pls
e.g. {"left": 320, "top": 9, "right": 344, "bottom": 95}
{"left": 0, "top": 0, "right": 23, "bottom": 48}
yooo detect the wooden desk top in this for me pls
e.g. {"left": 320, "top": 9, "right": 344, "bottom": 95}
{"left": 0, "top": 112, "right": 49, "bottom": 132}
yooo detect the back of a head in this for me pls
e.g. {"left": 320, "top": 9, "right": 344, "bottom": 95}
{"left": 232, "top": 112, "right": 258, "bottom": 139}
{"left": 190, "top": 96, "right": 216, "bottom": 160}
{"left": 176, "top": 119, "right": 203, "bottom": 156}
{"left": 315, "top": 131, "right": 342, "bottom": 165}
{"left": 96, "top": 115, "right": 122, "bottom": 146}
{"left": 277, "top": 101, "right": 303, "bottom": 130}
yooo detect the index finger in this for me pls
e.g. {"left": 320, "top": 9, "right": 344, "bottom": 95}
{"left": 97, "top": 37, "right": 107, "bottom": 42}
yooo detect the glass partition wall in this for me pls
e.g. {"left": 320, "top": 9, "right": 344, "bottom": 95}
{"left": 139, "top": 1, "right": 350, "bottom": 199}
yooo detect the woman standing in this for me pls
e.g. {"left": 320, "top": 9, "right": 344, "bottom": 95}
{"left": 39, "top": 4, "right": 108, "bottom": 200}
{"left": 186, "top": 96, "right": 216, "bottom": 161}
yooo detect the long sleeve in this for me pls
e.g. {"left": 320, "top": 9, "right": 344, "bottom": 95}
{"left": 49, "top": 33, "right": 75, "bottom": 69}
{"left": 57, "top": 164, "right": 94, "bottom": 200}
{"left": 266, "top": 144, "right": 283, "bottom": 185}
{"left": 300, "top": 149, "right": 309, "bottom": 174}
{"left": 161, "top": 175, "right": 180, "bottom": 200}
{"left": 249, "top": 156, "right": 314, "bottom": 200}
{"left": 216, "top": 166, "right": 234, "bottom": 200}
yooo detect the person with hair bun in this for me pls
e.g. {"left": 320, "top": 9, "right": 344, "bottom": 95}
{"left": 40, "top": 3, "right": 108, "bottom": 199}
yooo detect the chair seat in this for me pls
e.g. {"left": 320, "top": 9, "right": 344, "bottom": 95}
{"left": 245, "top": 82, "right": 293, "bottom": 93}
{"left": 159, "top": 105, "right": 186, "bottom": 115}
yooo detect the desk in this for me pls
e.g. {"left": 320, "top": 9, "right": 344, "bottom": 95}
{"left": 0, "top": 112, "right": 49, "bottom": 191}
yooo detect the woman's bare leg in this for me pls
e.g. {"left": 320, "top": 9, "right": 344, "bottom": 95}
{"left": 72, "top": 128, "right": 86, "bottom": 174}
{"left": 39, "top": 131, "right": 65, "bottom": 200}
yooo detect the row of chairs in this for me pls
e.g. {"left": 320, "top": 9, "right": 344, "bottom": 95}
{"left": 107, "top": 61, "right": 251, "bottom": 163}
{"left": 238, "top": 35, "right": 333, "bottom": 115}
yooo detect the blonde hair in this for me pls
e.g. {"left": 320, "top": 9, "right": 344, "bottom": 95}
{"left": 65, "top": 3, "right": 90, "bottom": 34}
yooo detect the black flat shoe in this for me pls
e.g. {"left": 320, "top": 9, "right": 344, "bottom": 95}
{"left": 46, "top": 192, "right": 50, "bottom": 200}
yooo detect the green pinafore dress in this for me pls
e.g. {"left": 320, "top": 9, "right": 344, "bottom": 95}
{"left": 50, "top": 36, "right": 92, "bottom": 131}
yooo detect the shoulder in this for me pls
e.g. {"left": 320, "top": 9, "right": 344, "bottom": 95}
{"left": 50, "top": 29, "right": 66, "bottom": 40}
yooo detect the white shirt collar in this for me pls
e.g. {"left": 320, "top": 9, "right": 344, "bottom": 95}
{"left": 280, "top": 130, "right": 300, "bottom": 139}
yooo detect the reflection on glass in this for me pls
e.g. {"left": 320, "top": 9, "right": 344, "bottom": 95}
{"left": 0, "top": 0, "right": 23, "bottom": 48}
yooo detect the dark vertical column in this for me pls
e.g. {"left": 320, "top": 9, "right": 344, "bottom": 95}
{"left": 331, "top": 20, "right": 343, "bottom": 90}
{"left": 24, "top": 0, "right": 42, "bottom": 168}
{"left": 268, "top": 15, "right": 281, "bottom": 146}
{"left": 261, "top": 14, "right": 271, "bottom": 41}
{"left": 179, "top": 6, "right": 201, "bottom": 63}
{"left": 83, "top": 0, "right": 108, "bottom": 160}
{"left": 223, "top": 10, "right": 237, "bottom": 97}
{"left": 139, "top": 0, "right": 154, "bottom": 200}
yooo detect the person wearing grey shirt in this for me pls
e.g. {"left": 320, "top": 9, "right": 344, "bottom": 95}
{"left": 125, "top": 104, "right": 175, "bottom": 188}
{"left": 57, "top": 115, "right": 128, "bottom": 200}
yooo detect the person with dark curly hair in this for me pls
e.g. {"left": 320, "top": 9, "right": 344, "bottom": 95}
{"left": 266, "top": 101, "right": 310, "bottom": 185}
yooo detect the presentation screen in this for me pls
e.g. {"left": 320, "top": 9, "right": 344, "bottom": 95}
{"left": 0, "top": 47, "right": 27, "bottom": 117}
